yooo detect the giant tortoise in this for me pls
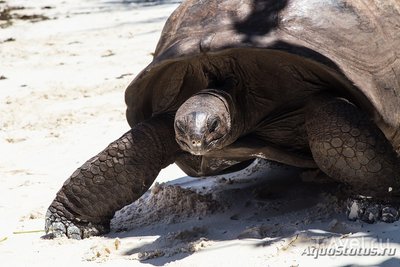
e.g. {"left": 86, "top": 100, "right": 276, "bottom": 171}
{"left": 45, "top": 0, "right": 400, "bottom": 239}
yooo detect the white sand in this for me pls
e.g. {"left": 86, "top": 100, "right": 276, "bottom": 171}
{"left": 1, "top": 1, "right": 400, "bottom": 266}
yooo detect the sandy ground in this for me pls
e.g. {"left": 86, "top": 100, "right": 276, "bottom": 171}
{"left": 1, "top": 1, "right": 400, "bottom": 266}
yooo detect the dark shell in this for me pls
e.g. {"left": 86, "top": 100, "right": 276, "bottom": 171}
{"left": 125, "top": 0, "right": 400, "bottom": 150}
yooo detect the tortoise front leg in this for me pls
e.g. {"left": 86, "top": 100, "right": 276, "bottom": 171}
{"left": 45, "top": 115, "right": 179, "bottom": 239}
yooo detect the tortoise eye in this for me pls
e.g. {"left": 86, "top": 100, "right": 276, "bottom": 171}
{"left": 209, "top": 119, "right": 219, "bottom": 133}
{"left": 175, "top": 121, "right": 186, "bottom": 133}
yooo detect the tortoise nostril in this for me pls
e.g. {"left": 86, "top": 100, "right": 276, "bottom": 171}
{"left": 190, "top": 140, "right": 202, "bottom": 148}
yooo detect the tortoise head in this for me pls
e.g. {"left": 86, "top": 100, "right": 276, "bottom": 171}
{"left": 174, "top": 89, "right": 236, "bottom": 155}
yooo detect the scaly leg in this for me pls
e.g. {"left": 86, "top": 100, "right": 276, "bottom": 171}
{"left": 305, "top": 95, "right": 400, "bottom": 223}
{"left": 45, "top": 115, "right": 179, "bottom": 239}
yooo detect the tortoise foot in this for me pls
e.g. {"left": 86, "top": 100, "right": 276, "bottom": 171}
{"left": 346, "top": 197, "right": 400, "bottom": 224}
{"left": 44, "top": 209, "right": 109, "bottom": 240}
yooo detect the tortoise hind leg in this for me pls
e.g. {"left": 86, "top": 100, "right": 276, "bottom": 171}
{"left": 305, "top": 95, "right": 400, "bottom": 222}
{"left": 45, "top": 115, "right": 179, "bottom": 239}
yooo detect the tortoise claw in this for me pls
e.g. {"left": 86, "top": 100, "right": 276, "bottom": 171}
{"left": 44, "top": 209, "right": 108, "bottom": 240}
{"left": 346, "top": 197, "right": 400, "bottom": 224}
{"left": 381, "top": 206, "right": 400, "bottom": 223}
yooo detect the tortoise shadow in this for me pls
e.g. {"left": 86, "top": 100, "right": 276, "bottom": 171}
{"left": 108, "top": 159, "right": 400, "bottom": 266}
{"left": 107, "top": 162, "right": 343, "bottom": 265}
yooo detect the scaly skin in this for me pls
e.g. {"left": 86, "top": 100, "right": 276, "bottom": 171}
{"left": 306, "top": 95, "right": 400, "bottom": 223}
{"left": 45, "top": 116, "right": 179, "bottom": 239}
